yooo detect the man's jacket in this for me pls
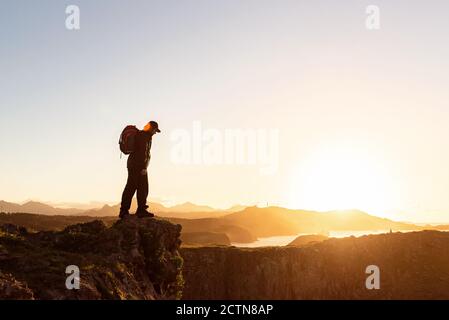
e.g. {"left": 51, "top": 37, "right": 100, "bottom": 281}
{"left": 127, "top": 131, "right": 152, "bottom": 170}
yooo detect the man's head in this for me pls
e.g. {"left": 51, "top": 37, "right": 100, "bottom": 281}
{"left": 143, "top": 121, "right": 161, "bottom": 135}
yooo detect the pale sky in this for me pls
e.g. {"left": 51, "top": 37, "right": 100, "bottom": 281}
{"left": 1, "top": 0, "right": 449, "bottom": 223}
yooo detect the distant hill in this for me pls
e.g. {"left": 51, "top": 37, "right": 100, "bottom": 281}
{"left": 75, "top": 200, "right": 172, "bottom": 217}
{"left": 168, "top": 217, "right": 256, "bottom": 243}
{"left": 222, "top": 206, "right": 424, "bottom": 238}
{"left": 0, "top": 200, "right": 84, "bottom": 216}
{"left": 226, "top": 205, "right": 247, "bottom": 212}
{"left": 82, "top": 204, "right": 119, "bottom": 217}
{"left": 181, "top": 232, "right": 231, "bottom": 246}
{"left": 81, "top": 201, "right": 228, "bottom": 219}
{"left": 0, "top": 200, "right": 232, "bottom": 219}
{"left": 287, "top": 234, "right": 329, "bottom": 247}
{"left": 430, "top": 224, "right": 449, "bottom": 231}
{"left": 168, "top": 202, "right": 217, "bottom": 213}
{"left": 168, "top": 202, "right": 248, "bottom": 213}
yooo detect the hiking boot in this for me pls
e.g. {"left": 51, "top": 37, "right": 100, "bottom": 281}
{"left": 119, "top": 210, "right": 130, "bottom": 219}
{"left": 136, "top": 207, "right": 155, "bottom": 218}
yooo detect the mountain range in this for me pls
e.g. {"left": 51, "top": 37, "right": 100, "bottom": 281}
{"left": 0, "top": 200, "right": 84, "bottom": 216}
{"left": 222, "top": 206, "right": 424, "bottom": 237}
{"left": 3, "top": 199, "right": 449, "bottom": 247}
{"left": 0, "top": 200, "right": 241, "bottom": 218}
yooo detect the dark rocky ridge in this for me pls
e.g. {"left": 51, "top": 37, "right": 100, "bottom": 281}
{"left": 2, "top": 216, "right": 449, "bottom": 300}
{"left": 181, "top": 230, "right": 449, "bottom": 299}
{"left": 0, "top": 217, "right": 183, "bottom": 299}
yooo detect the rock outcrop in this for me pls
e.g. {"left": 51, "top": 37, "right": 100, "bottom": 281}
{"left": 0, "top": 217, "right": 183, "bottom": 299}
{"left": 181, "top": 230, "right": 449, "bottom": 299}
{"left": 0, "top": 272, "right": 34, "bottom": 299}
{"left": 3, "top": 217, "right": 449, "bottom": 300}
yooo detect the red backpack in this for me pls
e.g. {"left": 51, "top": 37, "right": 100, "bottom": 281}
{"left": 119, "top": 125, "right": 138, "bottom": 155}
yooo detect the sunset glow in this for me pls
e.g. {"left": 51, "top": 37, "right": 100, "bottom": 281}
{"left": 288, "top": 144, "right": 397, "bottom": 215}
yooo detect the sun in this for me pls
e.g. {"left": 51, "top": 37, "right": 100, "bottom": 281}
{"left": 288, "top": 144, "right": 395, "bottom": 214}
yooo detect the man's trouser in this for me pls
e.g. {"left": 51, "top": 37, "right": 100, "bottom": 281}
{"left": 120, "top": 167, "right": 148, "bottom": 212}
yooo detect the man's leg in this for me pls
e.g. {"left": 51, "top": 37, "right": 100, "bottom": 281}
{"left": 120, "top": 168, "right": 139, "bottom": 215}
{"left": 136, "top": 170, "right": 153, "bottom": 217}
{"left": 136, "top": 170, "right": 149, "bottom": 210}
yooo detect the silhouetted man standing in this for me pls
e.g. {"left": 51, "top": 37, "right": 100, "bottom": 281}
{"left": 120, "top": 121, "right": 161, "bottom": 219}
